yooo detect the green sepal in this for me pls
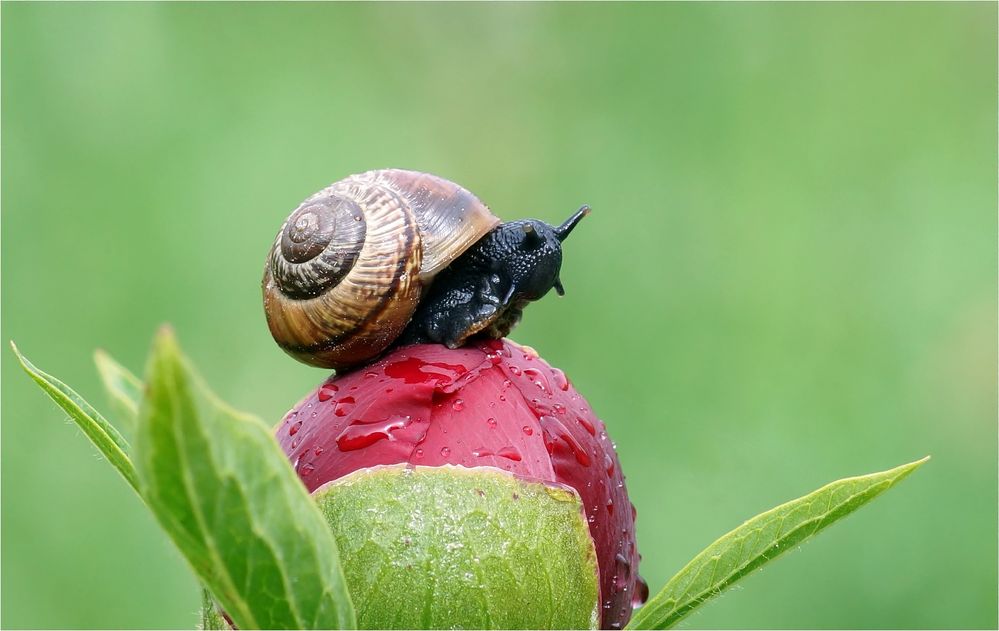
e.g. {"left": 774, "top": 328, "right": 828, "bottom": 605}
{"left": 314, "top": 464, "right": 600, "bottom": 630}
{"left": 628, "top": 457, "right": 929, "bottom": 630}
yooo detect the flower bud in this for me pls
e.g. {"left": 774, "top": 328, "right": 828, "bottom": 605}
{"left": 277, "top": 339, "right": 645, "bottom": 629}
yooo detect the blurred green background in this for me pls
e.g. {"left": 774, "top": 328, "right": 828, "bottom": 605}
{"left": 2, "top": 3, "right": 995, "bottom": 629}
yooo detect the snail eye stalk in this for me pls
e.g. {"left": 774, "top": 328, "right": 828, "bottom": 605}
{"left": 554, "top": 205, "right": 590, "bottom": 242}
{"left": 522, "top": 223, "right": 543, "bottom": 247}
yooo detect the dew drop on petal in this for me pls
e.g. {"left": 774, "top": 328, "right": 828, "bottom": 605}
{"left": 633, "top": 576, "right": 650, "bottom": 607}
{"left": 317, "top": 383, "right": 338, "bottom": 402}
{"left": 552, "top": 367, "right": 570, "bottom": 391}
{"left": 497, "top": 446, "right": 522, "bottom": 461}
{"left": 333, "top": 396, "right": 355, "bottom": 417}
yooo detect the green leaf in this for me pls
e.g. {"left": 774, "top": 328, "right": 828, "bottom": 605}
{"left": 627, "top": 457, "right": 929, "bottom": 630}
{"left": 133, "top": 327, "right": 355, "bottom": 630}
{"left": 314, "top": 465, "right": 600, "bottom": 630}
{"left": 11, "top": 341, "right": 139, "bottom": 493}
{"left": 94, "top": 348, "right": 144, "bottom": 432}
{"left": 201, "top": 586, "right": 229, "bottom": 631}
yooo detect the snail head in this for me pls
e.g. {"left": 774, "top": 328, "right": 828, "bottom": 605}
{"left": 491, "top": 205, "right": 590, "bottom": 300}
{"left": 398, "top": 204, "right": 590, "bottom": 349}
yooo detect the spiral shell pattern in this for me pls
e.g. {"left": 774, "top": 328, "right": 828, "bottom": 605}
{"left": 263, "top": 170, "right": 500, "bottom": 369}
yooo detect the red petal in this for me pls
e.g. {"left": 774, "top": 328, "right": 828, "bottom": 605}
{"left": 276, "top": 339, "right": 641, "bottom": 628}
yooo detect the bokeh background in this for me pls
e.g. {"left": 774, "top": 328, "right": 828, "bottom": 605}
{"left": 3, "top": 3, "right": 996, "bottom": 629}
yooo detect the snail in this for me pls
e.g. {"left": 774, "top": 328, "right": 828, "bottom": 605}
{"left": 262, "top": 169, "right": 588, "bottom": 370}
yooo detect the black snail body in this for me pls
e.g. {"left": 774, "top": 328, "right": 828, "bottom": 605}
{"left": 263, "top": 169, "right": 587, "bottom": 370}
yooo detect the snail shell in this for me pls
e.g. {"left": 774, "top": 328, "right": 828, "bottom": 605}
{"left": 263, "top": 169, "right": 501, "bottom": 369}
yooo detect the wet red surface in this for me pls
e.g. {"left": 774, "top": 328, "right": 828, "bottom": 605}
{"left": 276, "top": 339, "right": 643, "bottom": 629}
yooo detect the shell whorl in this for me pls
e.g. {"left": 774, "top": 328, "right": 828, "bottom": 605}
{"left": 269, "top": 195, "right": 367, "bottom": 299}
{"left": 263, "top": 169, "right": 501, "bottom": 370}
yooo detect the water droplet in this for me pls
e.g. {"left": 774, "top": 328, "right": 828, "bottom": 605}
{"left": 300, "top": 462, "right": 315, "bottom": 476}
{"left": 314, "top": 446, "right": 325, "bottom": 457}
{"left": 508, "top": 365, "right": 522, "bottom": 376}
{"left": 502, "top": 379, "right": 512, "bottom": 389}
{"left": 607, "top": 497, "right": 615, "bottom": 515}
{"left": 523, "top": 368, "right": 551, "bottom": 394}
{"left": 414, "top": 448, "right": 424, "bottom": 459}
{"left": 552, "top": 367, "right": 570, "bottom": 391}
{"left": 482, "top": 342, "right": 504, "bottom": 365}
{"left": 385, "top": 356, "right": 467, "bottom": 385}
{"left": 522, "top": 425, "right": 534, "bottom": 436}
{"left": 335, "top": 414, "right": 411, "bottom": 451}
{"left": 364, "top": 371, "right": 378, "bottom": 380}
{"left": 539, "top": 416, "right": 591, "bottom": 466}
{"left": 452, "top": 399, "right": 465, "bottom": 412}
{"left": 605, "top": 453, "right": 616, "bottom": 476}
{"left": 633, "top": 576, "right": 650, "bottom": 607}
{"left": 613, "top": 553, "right": 631, "bottom": 589}
{"left": 577, "top": 415, "right": 596, "bottom": 436}
{"left": 290, "top": 437, "right": 300, "bottom": 449}
{"left": 497, "top": 446, "right": 522, "bottom": 461}
{"left": 440, "top": 446, "right": 451, "bottom": 457}
{"left": 552, "top": 403, "right": 566, "bottom": 415}
{"left": 472, "top": 447, "right": 492, "bottom": 458}
{"left": 317, "top": 382, "right": 338, "bottom": 401}
{"left": 333, "top": 396, "right": 355, "bottom": 417}
{"left": 288, "top": 420, "right": 303, "bottom": 436}
{"left": 486, "top": 417, "right": 497, "bottom": 429}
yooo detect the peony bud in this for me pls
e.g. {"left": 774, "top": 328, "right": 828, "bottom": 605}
{"left": 277, "top": 339, "right": 645, "bottom": 629}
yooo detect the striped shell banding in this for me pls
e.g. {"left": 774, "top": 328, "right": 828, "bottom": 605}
{"left": 262, "top": 169, "right": 501, "bottom": 370}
